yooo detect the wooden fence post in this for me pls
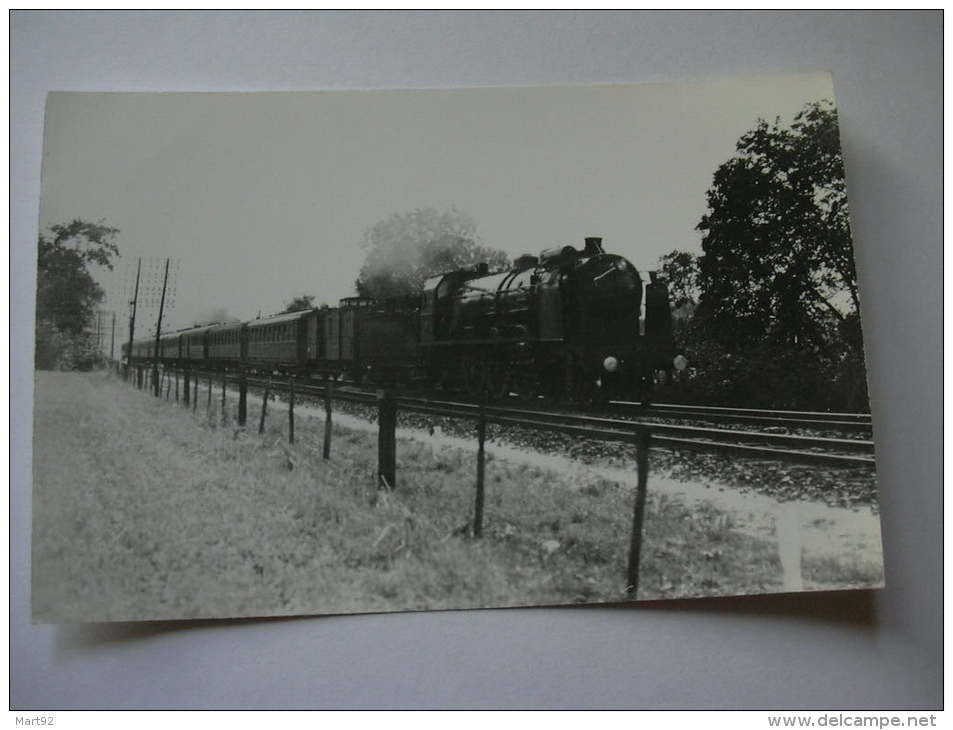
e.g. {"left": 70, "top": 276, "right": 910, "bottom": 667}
{"left": 221, "top": 372, "right": 227, "bottom": 424}
{"left": 288, "top": 376, "right": 295, "bottom": 444}
{"left": 238, "top": 371, "right": 247, "bottom": 427}
{"left": 258, "top": 380, "right": 271, "bottom": 434}
{"left": 165, "top": 372, "right": 171, "bottom": 400}
{"left": 322, "top": 377, "right": 333, "bottom": 460}
{"left": 175, "top": 370, "right": 180, "bottom": 402}
{"left": 193, "top": 375, "right": 198, "bottom": 412}
{"left": 207, "top": 374, "right": 213, "bottom": 409}
{"left": 626, "top": 428, "right": 651, "bottom": 598}
{"left": 183, "top": 369, "right": 190, "bottom": 407}
{"left": 473, "top": 402, "right": 487, "bottom": 537}
{"left": 377, "top": 389, "right": 397, "bottom": 490}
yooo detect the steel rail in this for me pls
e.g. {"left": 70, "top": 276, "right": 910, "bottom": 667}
{"left": 394, "top": 396, "right": 875, "bottom": 454}
{"left": 392, "top": 404, "right": 876, "bottom": 467}
{"left": 609, "top": 406, "right": 872, "bottom": 433}
{"left": 615, "top": 400, "right": 872, "bottom": 424}
{"left": 165, "top": 367, "right": 876, "bottom": 467}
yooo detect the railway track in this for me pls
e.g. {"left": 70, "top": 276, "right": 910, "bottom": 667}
{"left": 611, "top": 401, "right": 873, "bottom": 434}
{"left": 168, "top": 368, "right": 876, "bottom": 468}
{"left": 391, "top": 396, "right": 876, "bottom": 468}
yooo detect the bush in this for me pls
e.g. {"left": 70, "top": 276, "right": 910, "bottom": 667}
{"left": 656, "top": 317, "right": 870, "bottom": 412}
{"left": 35, "top": 320, "right": 104, "bottom": 371}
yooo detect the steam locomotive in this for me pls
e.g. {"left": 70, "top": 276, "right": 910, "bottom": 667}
{"left": 123, "top": 237, "right": 676, "bottom": 403}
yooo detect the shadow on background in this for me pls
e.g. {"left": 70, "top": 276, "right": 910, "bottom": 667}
{"left": 53, "top": 588, "right": 879, "bottom": 657}
{"left": 609, "top": 587, "right": 879, "bottom": 626}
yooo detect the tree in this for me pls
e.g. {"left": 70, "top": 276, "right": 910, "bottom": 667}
{"left": 282, "top": 294, "right": 315, "bottom": 313}
{"left": 695, "top": 100, "right": 857, "bottom": 350}
{"left": 656, "top": 100, "right": 869, "bottom": 410}
{"left": 35, "top": 219, "right": 119, "bottom": 369}
{"left": 657, "top": 250, "right": 700, "bottom": 311}
{"left": 355, "top": 207, "right": 509, "bottom": 299}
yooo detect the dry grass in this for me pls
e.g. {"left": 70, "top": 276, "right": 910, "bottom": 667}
{"left": 33, "top": 371, "right": 787, "bottom": 622}
{"left": 802, "top": 555, "right": 884, "bottom": 590}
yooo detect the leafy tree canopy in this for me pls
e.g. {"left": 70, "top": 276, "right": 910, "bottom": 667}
{"left": 657, "top": 250, "right": 700, "bottom": 310}
{"left": 282, "top": 294, "right": 316, "bottom": 313}
{"left": 355, "top": 207, "right": 509, "bottom": 299}
{"left": 36, "top": 219, "right": 120, "bottom": 335}
{"left": 695, "top": 100, "right": 857, "bottom": 350}
{"left": 35, "top": 219, "right": 120, "bottom": 369}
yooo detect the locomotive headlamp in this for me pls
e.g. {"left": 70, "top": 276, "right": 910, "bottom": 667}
{"left": 673, "top": 354, "right": 688, "bottom": 372}
{"left": 603, "top": 356, "right": 619, "bottom": 373}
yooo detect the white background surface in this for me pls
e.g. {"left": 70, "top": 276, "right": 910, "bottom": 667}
{"left": 11, "top": 10, "right": 942, "bottom": 709}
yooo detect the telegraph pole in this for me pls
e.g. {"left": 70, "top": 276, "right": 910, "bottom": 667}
{"left": 110, "top": 311, "right": 116, "bottom": 362}
{"left": 153, "top": 258, "right": 170, "bottom": 398}
{"left": 126, "top": 258, "right": 142, "bottom": 378}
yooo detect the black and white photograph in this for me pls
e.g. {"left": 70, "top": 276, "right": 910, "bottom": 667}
{"left": 32, "top": 72, "right": 884, "bottom": 623}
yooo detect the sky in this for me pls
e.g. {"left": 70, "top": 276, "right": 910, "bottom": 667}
{"left": 38, "top": 72, "right": 838, "bottom": 333}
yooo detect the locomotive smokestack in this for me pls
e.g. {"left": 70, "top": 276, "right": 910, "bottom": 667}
{"left": 584, "top": 237, "right": 604, "bottom": 256}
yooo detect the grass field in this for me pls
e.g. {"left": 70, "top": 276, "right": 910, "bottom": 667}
{"left": 33, "top": 371, "right": 846, "bottom": 622}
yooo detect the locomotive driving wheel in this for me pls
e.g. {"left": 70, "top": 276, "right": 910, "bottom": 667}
{"left": 513, "top": 371, "right": 539, "bottom": 402}
{"left": 463, "top": 356, "right": 489, "bottom": 398}
{"left": 487, "top": 362, "right": 511, "bottom": 401}
{"left": 566, "top": 355, "right": 599, "bottom": 407}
